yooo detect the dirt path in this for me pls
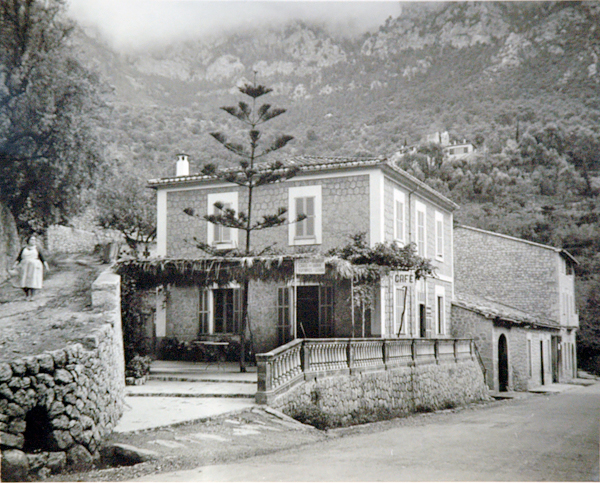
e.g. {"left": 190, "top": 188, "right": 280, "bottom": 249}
{"left": 0, "top": 253, "right": 107, "bottom": 362}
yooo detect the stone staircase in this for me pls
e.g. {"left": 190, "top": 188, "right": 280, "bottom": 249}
{"left": 126, "top": 360, "right": 258, "bottom": 399}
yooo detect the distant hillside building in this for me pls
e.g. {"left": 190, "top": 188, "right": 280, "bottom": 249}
{"left": 452, "top": 225, "right": 578, "bottom": 392}
{"left": 422, "top": 131, "right": 475, "bottom": 160}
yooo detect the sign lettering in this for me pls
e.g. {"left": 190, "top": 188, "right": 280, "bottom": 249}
{"left": 393, "top": 270, "right": 416, "bottom": 286}
{"left": 295, "top": 259, "right": 326, "bottom": 275}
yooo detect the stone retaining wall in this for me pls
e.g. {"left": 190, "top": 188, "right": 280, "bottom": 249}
{"left": 0, "top": 271, "right": 124, "bottom": 481}
{"left": 272, "top": 360, "right": 489, "bottom": 417}
{"left": 46, "top": 225, "right": 122, "bottom": 254}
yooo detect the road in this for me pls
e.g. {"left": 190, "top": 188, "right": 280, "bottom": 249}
{"left": 136, "top": 382, "right": 600, "bottom": 482}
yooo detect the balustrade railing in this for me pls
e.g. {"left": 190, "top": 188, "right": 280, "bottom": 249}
{"left": 256, "top": 337, "right": 477, "bottom": 404}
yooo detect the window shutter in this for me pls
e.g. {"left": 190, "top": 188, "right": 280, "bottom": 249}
{"left": 277, "top": 287, "right": 292, "bottom": 345}
{"left": 305, "top": 197, "right": 315, "bottom": 236}
{"left": 295, "top": 198, "right": 305, "bottom": 237}
{"left": 233, "top": 288, "right": 243, "bottom": 334}
{"left": 318, "top": 286, "right": 334, "bottom": 338}
{"left": 198, "top": 290, "right": 210, "bottom": 335}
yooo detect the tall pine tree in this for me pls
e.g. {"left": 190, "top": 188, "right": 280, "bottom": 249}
{"left": 187, "top": 76, "right": 298, "bottom": 372}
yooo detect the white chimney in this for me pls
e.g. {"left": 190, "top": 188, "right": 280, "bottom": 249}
{"left": 176, "top": 154, "right": 189, "bottom": 177}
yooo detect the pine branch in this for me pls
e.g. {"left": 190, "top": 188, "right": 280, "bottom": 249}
{"left": 209, "top": 132, "right": 250, "bottom": 158}
{"left": 256, "top": 135, "right": 295, "bottom": 158}
{"left": 239, "top": 83, "right": 273, "bottom": 99}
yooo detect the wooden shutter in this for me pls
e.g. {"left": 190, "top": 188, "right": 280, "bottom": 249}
{"left": 318, "top": 286, "right": 334, "bottom": 338}
{"left": 198, "top": 289, "right": 210, "bottom": 335}
{"left": 277, "top": 287, "right": 292, "bottom": 346}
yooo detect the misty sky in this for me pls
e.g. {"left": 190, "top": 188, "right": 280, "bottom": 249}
{"left": 67, "top": 1, "right": 404, "bottom": 51}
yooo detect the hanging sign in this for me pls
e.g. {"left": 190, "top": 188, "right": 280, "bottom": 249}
{"left": 295, "top": 258, "right": 326, "bottom": 275}
{"left": 392, "top": 270, "right": 416, "bottom": 286}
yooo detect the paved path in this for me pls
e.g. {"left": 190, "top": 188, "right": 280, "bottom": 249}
{"left": 136, "top": 382, "right": 600, "bottom": 482}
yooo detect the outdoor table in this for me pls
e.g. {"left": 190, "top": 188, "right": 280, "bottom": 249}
{"left": 192, "top": 340, "right": 230, "bottom": 368}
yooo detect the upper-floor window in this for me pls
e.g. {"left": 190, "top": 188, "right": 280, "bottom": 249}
{"left": 207, "top": 192, "right": 238, "bottom": 249}
{"left": 288, "top": 185, "right": 322, "bottom": 246}
{"left": 394, "top": 190, "right": 405, "bottom": 244}
{"left": 435, "top": 211, "right": 444, "bottom": 261}
{"left": 415, "top": 201, "right": 426, "bottom": 257}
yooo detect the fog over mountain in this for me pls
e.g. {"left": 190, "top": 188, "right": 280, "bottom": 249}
{"left": 67, "top": 0, "right": 404, "bottom": 51}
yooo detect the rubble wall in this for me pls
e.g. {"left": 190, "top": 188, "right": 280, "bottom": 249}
{"left": 0, "top": 271, "right": 124, "bottom": 480}
{"left": 273, "top": 359, "right": 489, "bottom": 417}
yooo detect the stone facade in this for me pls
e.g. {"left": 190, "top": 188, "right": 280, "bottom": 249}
{"left": 272, "top": 359, "right": 489, "bottom": 416}
{"left": 151, "top": 157, "right": 458, "bottom": 354}
{"left": 453, "top": 226, "right": 579, "bottom": 388}
{"left": 454, "top": 225, "right": 577, "bottom": 326}
{"left": 0, "top": 271, "right": 124, "bottom": 481}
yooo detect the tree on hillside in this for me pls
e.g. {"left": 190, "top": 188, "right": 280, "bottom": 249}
{"left": 0, "top": 0, "right": 105, "bottom": 235}
{"left": 185, "top": 76, "right": 298, "bottom": 372}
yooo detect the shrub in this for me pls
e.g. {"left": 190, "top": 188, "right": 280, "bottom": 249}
{"left": 125, "top": 355, "right": 153, "bottom": 379}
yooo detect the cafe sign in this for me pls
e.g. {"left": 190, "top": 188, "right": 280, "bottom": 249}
{"left": 392, "top": 270, "right": 416, "bottom": 287}
{"left": 295, "top": 258, "right": 326, "bottom": 275}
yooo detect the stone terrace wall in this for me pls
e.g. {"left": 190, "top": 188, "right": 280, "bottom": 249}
{"left": 0, "top": 271, "right": 124, "bottom": 481}
{"left": 46, "top": 225, "right": 122, "bottom": 254}
{"left": 272, "top": 359, "right": 488, "bottom": 417}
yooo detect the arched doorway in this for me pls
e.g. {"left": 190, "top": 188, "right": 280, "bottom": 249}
{"left": 498, "top": 334, "right": 509, "bottom": 392}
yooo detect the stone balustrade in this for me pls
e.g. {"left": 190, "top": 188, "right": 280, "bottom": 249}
{"left": 256, "top": 338, "right": 481, "bottom": 405}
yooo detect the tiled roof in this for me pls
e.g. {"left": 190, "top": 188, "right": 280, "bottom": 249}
{"left": 148, "top": 155, "right": 459, "bottom": 210}
{"left": 453, "top": 292, "right": 559, "bottom": 329}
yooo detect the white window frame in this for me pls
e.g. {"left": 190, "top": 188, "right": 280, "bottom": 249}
{"left": 207, "top": 192, "right": 238, "bottom": 249}
{"left": 288, "top": 185, "right": 322, "bottom": 246}
{"left": 435, "top": 285, "right": 445, "bottom": 336}
{"left": 198, "top": 283, "right": 241, "bottom": 335}
{"left": 435, "top": 211, "right": 444, "bottom": 261}
{"left": 394, "top": 190, "right": 406, "bottom": 245}
{"left": 415, "top": 200, "right": 427, "bottom": 258}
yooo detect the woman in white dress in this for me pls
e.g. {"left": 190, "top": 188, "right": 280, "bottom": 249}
{"left": 14, "top": 235, "right": 49, "bottom": 300}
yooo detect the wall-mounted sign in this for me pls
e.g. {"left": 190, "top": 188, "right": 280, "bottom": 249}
{"left": 295, "top": 259, "right": 326, "bottom": 275}
{"left": 392, "top": 270, "right": 416, "bottom": 286}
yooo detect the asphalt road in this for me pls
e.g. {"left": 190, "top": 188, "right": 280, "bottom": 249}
{"left": 136, "top": 382, "right": 600, "bottom": 482}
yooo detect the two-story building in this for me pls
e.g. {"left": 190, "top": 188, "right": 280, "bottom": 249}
{"left": 452, "top": 225, "right": 578, "bottom": 391}
{"left": 148, "top": 155, "right": 458, "bottom": 355}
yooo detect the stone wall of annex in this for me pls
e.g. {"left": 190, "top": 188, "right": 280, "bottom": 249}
{"left": 0, "top": 272, "right": 124, "bottom": 481}
{"left": 454, "top": 227, "right": 560, "bottom": 322}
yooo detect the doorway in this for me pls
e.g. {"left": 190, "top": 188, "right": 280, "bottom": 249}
{"left": 551, "top": 336, "right": 560, "bottom": 383}
{"left": 540, "top": 340, "right": 545, "bottom": 385}
{"left": 498, "top": 334, "right": 509, "bottom": 392}
{"left": 419, "top": 303, "right": 427, "bottom": 338}
{"left": 297, "top": 286, "right": 320, "bottom": 338}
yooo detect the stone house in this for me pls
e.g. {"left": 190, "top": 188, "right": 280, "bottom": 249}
{"left": 147, "top": 155, "right": 458, "bottom": 355}
{"left": 452, "top": 225, "right": 578, "bottom": 391}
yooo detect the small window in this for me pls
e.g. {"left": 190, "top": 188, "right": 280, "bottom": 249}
{"left": 415, "top": 202, "right": 426, "bottom": 257}
{"left": 213, "top": 203, "right": 232, "bottom": 243}
{"left": 295, "top": 197, "right": 315, "bottom": 238}
{"left": 288, "top": 185, "right": 322, "bottom": 246}
{"left": 435, "top": 211, "right": 444, "bottom": 260}
{"left": 207, "top": 192, "right": 238, "bottom": 248}
{"left": 394, "top": 190, "right": 405, "bottom": 244}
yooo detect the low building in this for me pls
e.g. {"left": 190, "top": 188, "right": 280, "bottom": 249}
{"left": 453, "top": 225, "right": 578, "bottom": 391}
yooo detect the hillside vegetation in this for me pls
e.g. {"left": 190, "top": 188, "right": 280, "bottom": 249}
{"left": 73, "top": 2, "right": 600, "bottom": 371}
